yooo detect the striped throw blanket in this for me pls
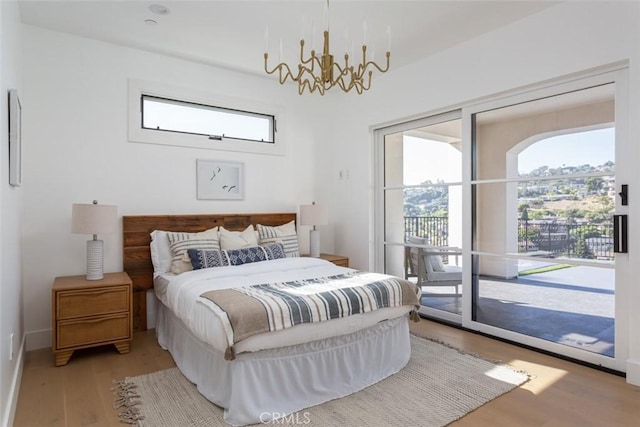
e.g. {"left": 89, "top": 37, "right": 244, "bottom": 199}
{"left": 200, "top": 271, "right": 421, "bottom": 360}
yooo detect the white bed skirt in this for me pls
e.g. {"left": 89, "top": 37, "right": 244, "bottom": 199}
{"left": 156, "top": 302, "right": 411, "bottom": 426}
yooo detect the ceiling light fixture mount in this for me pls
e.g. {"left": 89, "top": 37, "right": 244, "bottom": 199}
{"left": 149, "top": 4, "right": 169, "bottom": 15}
{"left": 264, "top": 0, "right": 390, "bottom": 95}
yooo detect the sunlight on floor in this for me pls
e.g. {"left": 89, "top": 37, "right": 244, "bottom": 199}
{"left": 504, "top": 359, "right": 568, "bottom": 395}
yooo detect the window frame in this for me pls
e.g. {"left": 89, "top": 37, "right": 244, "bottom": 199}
{"left": 128, "top": 79, "right": 286, "bottom": 156}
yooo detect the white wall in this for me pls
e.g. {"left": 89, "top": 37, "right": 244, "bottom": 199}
{"left": 0, "top": 2, "right": 24, "bottom": 425}
{"left": 20, "top": 26, "right": 333, "bottom": 350}
{"left": 328, "top": 2, "right": 640, "bottom": 383}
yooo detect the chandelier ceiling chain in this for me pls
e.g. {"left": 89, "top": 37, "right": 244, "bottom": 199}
{"left": 264, "top": 0, "right": 391, "bottom": 95}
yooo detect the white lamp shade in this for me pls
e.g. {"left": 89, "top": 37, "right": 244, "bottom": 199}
{"left": 71, "top": 203, "right": 118, "bottom": 235}
{"left": 300, "top": 204, "right": 328, "bottom": 226}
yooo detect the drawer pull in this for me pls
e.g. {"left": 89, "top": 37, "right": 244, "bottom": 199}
{"left": 81, "top": 315, "right": 127, "bottom": 324}
{"left": 71, "top": 288, "right": 124, "bottom": 296}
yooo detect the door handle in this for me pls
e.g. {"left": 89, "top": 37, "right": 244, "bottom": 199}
{"left": 618, "top": 184, "right": 628, "bottom": 206}
{"left": 613, "top": 214, "right": 628, "bottom": 253}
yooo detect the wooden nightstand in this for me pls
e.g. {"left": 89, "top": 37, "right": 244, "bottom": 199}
{"left": 317, "top": 253, "right": 349, "bottom": 267}
{"left": 52, "top": 272, "right": 133, "bottom": 366}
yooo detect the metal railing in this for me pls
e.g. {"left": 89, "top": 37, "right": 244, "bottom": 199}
{"left": 403, "top": 216, "right": 614, "bottom": 260}
{"left": 403, "top": 216, "right": 449, "bottom": 247}
{"left": 518, "top": 219, "right": 614, "bottom": 260}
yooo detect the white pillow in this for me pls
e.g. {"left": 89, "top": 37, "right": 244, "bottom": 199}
{"left": 407, "top": 236, "right": 445, "bottom": 273}
{"left": 150, "top": 230, "right": 172, "bottom": 274}
{"left": 408, "top": 236, "right": 427, "bottom": 245}
{"left": 166, "top": 228, "right": 220, "bottom": 274}
{"left": 426, "top": 248, "right": 446, "bottom": 273}
{"left": 256, "top": 220, "right": 300, "bottom": 257}
{"left": 219, "top": 225, "right": 258, "bottom": 250}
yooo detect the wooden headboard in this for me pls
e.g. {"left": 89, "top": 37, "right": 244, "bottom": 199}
{"left": 123, "top": 213, "right": 297, "bottom": 331}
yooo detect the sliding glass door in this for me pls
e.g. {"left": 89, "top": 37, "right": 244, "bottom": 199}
{"left": 375, "top": 67, "right": 629, "bottom": 371}
{"left": 465, "top": 71, "right": 629, "bottom": 371}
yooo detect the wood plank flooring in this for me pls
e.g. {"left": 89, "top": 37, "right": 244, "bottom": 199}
{"left": 13, "top": 320, "right": 640, "bottom": 426}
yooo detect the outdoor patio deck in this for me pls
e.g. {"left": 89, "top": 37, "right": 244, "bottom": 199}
{"left": 420, "top": 265, "right": 615, "bottom": 357}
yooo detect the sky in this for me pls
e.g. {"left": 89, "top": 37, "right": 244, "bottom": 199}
{"left": 402, "top": 127, "right": 615, "bottom": 185}
{"left": 403, "top": 136, "right": 461, "bottom": 185}
{"left": 517, "top": 127, "right": 614, "bottom": 174}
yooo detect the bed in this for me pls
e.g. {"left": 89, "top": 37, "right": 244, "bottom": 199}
{"left": 123, "top": 213, "right": 420, "bottom": 426}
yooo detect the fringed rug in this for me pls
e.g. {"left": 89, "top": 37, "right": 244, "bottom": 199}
{"left": 113, "top": 335, "right": 527, "bottom": 426}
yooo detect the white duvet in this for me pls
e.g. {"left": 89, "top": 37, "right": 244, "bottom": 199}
{"left": 154, "top": 257, "right": 413, "bottom": 354}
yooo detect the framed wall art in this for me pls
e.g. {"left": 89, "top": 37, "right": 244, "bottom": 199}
{"left": 196, "top": 159, "right": 244, "bottom": 200}
{"left": 8, "top": 89, "right": 22, "bottom": 187}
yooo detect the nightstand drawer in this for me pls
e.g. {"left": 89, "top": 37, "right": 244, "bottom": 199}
{"left": 56, "top": 285, "right": 129, "bottom": 319}
{"left": 57, "top": 313, "right": 130, "bottom": 349}
{"left": 306, "top": 253, "right": 349, "bottom": 267}
{"left": 331, "top": 259, "right": 349, "bottom": 267}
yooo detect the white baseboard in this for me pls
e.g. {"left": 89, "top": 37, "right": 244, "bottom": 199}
{"left": 25, "top": 328, "right": 51, "bottom": 351}
{"left": 626, "top": 358, "right": 640, "bottom": 386}
{"left": 2, "top": 334, "right": 25, "bottom": 427}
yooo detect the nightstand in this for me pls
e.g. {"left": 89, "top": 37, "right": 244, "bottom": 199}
{"left": 52, "top": 272, "right": 133, "bottom": 366}
{"left": 316, "top": 253, "right": 349, "bottom": 267}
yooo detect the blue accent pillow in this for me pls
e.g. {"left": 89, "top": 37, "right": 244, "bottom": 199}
{"left": 187, "top": 248, "right": 228, "bottom": 270}
{"left": 187, "top": 243, "right": 286, "bottom": 270}
{"left": 226, "top": 246, "right": 269, "bottom": 266}
{"left": 261, "top": 242, "right": 286, "bottom": 260}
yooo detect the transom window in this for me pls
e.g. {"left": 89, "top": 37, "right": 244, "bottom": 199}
{"left": 141, "top": 95, "right": 275, "bottom": 143}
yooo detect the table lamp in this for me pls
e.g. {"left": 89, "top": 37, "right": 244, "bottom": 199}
{"left": 300, "top": 202, "right": 328, "bottom": 257}
{"left": 72, "top": 200, "right": 117, "bottom": 280}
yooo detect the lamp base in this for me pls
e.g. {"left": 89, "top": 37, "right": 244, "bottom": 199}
{"left": 309, "top": 229, "right": 320, "bottom": 258}
{"left": 86, "top": 239, "right": 104, "bottom": 280}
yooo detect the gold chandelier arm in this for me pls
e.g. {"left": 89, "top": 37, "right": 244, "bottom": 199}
{"left": 364, "top": 51, "right": 391, "bottom": 73}
{"left": 266, "top": 53, "right": 311, "bottom": 84}
{"left": 331, "top": 61, "right": 353, "bottom": 78}
{"left": 331, "top": 63, "right": 356, "bottom": 92}
{"left": 299, "top": 77, "right": 326, "bottom": 96}
{"left": 358, "top": 70, "right": 374, "bottom": 93}
{"left": 265, "top": 62, "right": 295, "bottom": 84}
{"left": 305, "top": 55, "right": 325, "bottom": 77}
{"left": 298, "top": 40, "right": 316, "bottom": 66}
{"left": 265, "top": 53, "right": 289, "bottom": 76}
{"left": 334, "top": 75, "right": 353, "bottom": 92}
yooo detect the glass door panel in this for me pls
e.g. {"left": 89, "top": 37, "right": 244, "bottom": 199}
{"left": 469, "top": 81, "right": 625, "bottom": 369}
{"left": 382, "top": 116, "right": 464, "bottom": 322}
{"left": 472, "top": 254, "right": 614, "bottom": 357}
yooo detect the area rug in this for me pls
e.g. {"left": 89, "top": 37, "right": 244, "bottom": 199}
{"left": 113, "top": 335, "right": 527, "bottom": 426}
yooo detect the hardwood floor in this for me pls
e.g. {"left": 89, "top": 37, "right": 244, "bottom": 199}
{"left": 13, "top": 320, "right": 640, "bottom": 426}
{"left": 13, "top": 331, "right": 174, "bottom": 427}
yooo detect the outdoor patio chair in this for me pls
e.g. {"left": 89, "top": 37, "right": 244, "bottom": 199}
{"left": 406, "top": 236, "right": 462, "bottom": 296}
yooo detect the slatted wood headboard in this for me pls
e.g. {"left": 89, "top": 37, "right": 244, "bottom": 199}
{"left": 123, "top": 213, "right": 297, "bottom": 331}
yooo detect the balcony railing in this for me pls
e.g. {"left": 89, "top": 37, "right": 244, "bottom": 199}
{"left": 403, "top": 216, "right": 449, "bottom": 247}
{"left": 518, "top": 219, "right": 614, "bottom": 260}
{"left": 403, "top": 216, "right": 614, "bottom": 260}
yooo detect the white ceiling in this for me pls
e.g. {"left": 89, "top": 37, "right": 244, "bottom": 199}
{"left": 18, "top": 1, "right": 557, "bottom": 77}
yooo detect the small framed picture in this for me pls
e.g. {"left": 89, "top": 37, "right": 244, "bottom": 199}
{"left": 196, "top": 159, "right": 244, "bottom": 200}
{"left": 8, "top": 89, "right": 21, "bottom": 187}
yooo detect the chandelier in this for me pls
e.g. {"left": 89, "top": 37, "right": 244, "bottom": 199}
{"left": 263, "top": 0, "right": 391, "bottom": 95}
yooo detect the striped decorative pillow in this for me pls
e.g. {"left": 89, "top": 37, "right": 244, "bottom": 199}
{"left": 167, "top": 228, "right": 220, "bottom": 274}
{"left": 256, "top": 221, "right": 300, "bottom": 258}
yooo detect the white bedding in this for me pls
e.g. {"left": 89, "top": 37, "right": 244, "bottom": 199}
{"left": 154, "top": 257, "right": 413, "bottom": 354}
